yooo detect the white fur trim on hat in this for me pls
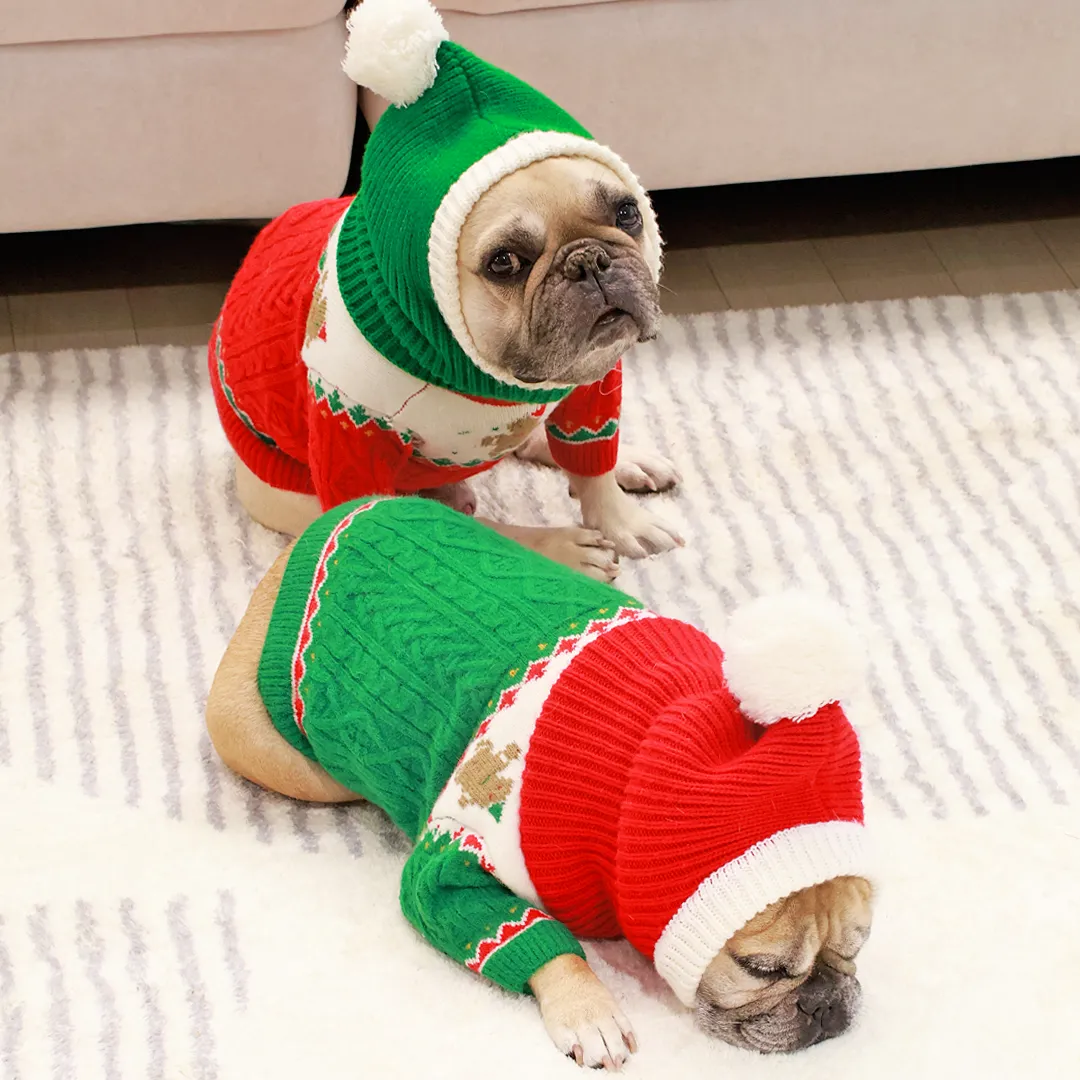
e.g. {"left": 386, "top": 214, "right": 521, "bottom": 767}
{"left": 428, "top": 130, "right": 663, "bottom": 388}
{"left": 653, "top": 821, "right": 870, "bottom": 1007}
{"left": 722, "top": 592, "right": 865, "bottom": 726}
{"left": 343, "top": 0, "right": 448, "bottom": 108}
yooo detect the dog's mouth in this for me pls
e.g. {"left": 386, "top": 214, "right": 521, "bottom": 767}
{"left": 696, "top": 972, "right": 863, "bottom": 1054}
{"left": 592, "top": 306, "right": 635, "bottom": 333}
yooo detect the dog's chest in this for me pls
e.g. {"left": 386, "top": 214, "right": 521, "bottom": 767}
{"left": 393, "top": 386, "right": 554, "bottom": 466}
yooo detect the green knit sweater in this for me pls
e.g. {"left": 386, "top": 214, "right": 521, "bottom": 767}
{"left": 258, "top": 497, "right": 642, "bottom": 992}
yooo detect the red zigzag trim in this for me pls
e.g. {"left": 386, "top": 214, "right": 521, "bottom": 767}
{"left": 290, "top": 501, "right": 379, "bottom": 735}
{"left": 465, "top": 907, "right": 552, "bottom": 975}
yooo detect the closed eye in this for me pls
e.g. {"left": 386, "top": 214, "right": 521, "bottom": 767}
{"left": 732, "top": 954, "right": 796, "bottom": 981}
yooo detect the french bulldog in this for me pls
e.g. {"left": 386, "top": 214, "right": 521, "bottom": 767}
{"left": 207, "top": 497, "right": 874, "bottom": 1070}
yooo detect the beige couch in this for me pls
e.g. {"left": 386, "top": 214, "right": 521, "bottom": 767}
{"left": 427, "top": 0, "right": 1080, "bottom": 192}
{"left": 0, "top": 1, "right": 358, "bottom": 232}
{"left": 4, "top": 0, "right": 1080, "bottom": 233}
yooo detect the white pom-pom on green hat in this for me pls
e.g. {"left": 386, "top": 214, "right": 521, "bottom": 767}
{"left": 722, "top": 592, "right": 865, "bottom": 725}
{"left": 343, "top": 0, "right": 449, "bottom": 108}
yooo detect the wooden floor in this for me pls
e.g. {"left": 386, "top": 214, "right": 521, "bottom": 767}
{"left": 3, "top": 157, "right": 1080, "bottom": 351}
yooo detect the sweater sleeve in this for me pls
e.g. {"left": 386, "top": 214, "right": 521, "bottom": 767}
{"left": 400, "top": 821, "right": 585, "bottom": 995}
{"left": 306, "top": 375, "right": 414, "bottom": 510}
{"left": 544, "top": 361, "right": 622, "bottom": 477}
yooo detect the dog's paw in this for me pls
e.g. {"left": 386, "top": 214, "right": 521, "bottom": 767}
{"left": 585, "top": 490, "right": 684, "bottom": 560}
{"left": 532, "top": 527, "right": 620, "bottom": 583}
{"left": 541, "top": 980, "right": 637, "bottom": 1071}
{"left": 613, "top": 447, "right": 681, "bottom": 494}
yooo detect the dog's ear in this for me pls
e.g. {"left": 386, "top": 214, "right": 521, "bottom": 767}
{"left": 820, "top": 876, "right": 874, "bottom": 967}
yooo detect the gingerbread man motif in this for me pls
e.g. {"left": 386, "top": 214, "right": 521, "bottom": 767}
{"left": 305, "top": 273, "right": 329, "bottom": 348}
{"left": 456, "top": 739, "right": 521, "bottom": 809}
{"left": 480, "top": 414, "right": 541, "bottom": 458}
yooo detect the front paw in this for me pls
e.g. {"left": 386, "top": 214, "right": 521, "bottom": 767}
{"left": 536, "top": 961, "right": 638, "bottom": 1071}
{"left": 613, "top": 447, "right": 681, "bottom": 494}
{"left": 533, "top": 527, "right": 620, "bottom": 583}
{"left": 486, "top": 523, "right": 620, "bottom": 582}
{"left": 585, "top": 490, "right": 684, "bottom": 560}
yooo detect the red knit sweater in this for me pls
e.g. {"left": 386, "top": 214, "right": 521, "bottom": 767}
{"left": 208, "top": 198, "right": 623, "bottom": 508}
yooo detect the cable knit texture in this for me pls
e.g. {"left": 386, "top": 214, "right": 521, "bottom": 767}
{"left": 257, "top": 496, "right": 636, "bottom": 992}
{"left": 257, "top": 499, "right": 867, "bottom": 999}
{"left": 258, "top": 497, "right": 641, "bottom": 839}
{"left": 208, "top": 198, "right": 348, "bottom": 495}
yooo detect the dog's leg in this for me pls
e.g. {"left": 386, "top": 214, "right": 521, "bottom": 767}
{"left": 514, "top": 427, "right": 680, "bottom": 494}
{"left": 206, "top": 542, "right": 361, "bottom": 803}
{"left": 530, "top": 954, "right": 638, "bottom": 1071}
{"left": 417, "top": 479, "right": 478, "bottom": 516}
{"left": 574, "top": 471, "right": 683, "bottom": 559}
{"left": 477, "top": 519, "right": 620, "bottom": 583}
{"left": 235, "top": 457, "right": 322, "bottom": 538}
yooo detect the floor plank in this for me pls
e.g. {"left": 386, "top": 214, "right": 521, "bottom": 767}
{"left": 8, "top": 289, "right": 136, "bottom": 351}
{"left": 660, "top": 249, "right": 728, "bottom": 314}
{"left": 127, "top": 283, "right": 228, "bottom": 334}
{"left": 1, "top": 297, "right": 14, "bottom": 353}
{"left": 813, "top": 232, "right": 958, "bottom": 302}
{"left": 1032, "top": 217, "right": 1080, "bottom": 288}
{"left": 705, "top": 241, "right": 844, "bottom": 309}
{"left": 923, "top": 223, "right": 1073, "bottom": 296}
{"left": 135, "top": 324, "right": 215, "bottom": 347}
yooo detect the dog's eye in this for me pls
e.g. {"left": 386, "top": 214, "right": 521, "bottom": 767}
{"left": 484, "top": 250, "right": 527, "bottom": 280}
{"left": 615, "top": 199, "right": 642, "bottom": 234}
{"left": 733, "top": 954, "right": 791, "bottom": 981}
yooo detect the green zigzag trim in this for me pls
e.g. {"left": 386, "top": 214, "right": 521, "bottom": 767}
{"left": 546, "top": 418, "right": 619, "bottom": 444}
{"left": 309, "top": 373, "right": 413, "bottom": 444}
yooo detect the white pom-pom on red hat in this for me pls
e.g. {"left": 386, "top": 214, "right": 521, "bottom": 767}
{"left": 343, "top": 0, "right": 449, "bottom": 108}
{"left": 722, "top": 591, "right": 865, "bottom": 725}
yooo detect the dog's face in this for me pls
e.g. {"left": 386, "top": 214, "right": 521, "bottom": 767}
{"left": 456, "top": 156, "right": 661, "bottom": 387}
{"left": 695, "top": 876, "right": 873, "bottom": 1054}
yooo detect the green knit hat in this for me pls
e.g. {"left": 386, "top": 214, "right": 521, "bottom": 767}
{"left": 340, "top": 0, "right": 662, "bottom": 404}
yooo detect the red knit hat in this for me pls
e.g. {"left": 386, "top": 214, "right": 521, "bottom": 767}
{"left": 522, "top": 592, "right": 870, "bottom": 1007}
{"left": 617, "top": 593, "right": 869, "bottom": 1005}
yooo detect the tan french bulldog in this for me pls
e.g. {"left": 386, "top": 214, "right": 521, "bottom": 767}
{"left": 207, "top": 500, "right": 874, "bottom": 1070}
{"left": 215, "top": 0, "right": 683, "bottom": 583}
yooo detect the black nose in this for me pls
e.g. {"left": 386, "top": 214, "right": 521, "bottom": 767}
{"left": 804, "top": 997, "right": 845, "bottom": 1036}
{"left": 794, "top": 967, "right": 854, "bottom": 1045}
{"left": 561, "top": 243, "right": 612, "bottom": 281}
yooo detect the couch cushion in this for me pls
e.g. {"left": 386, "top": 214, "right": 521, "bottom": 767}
{"left": 0, "top": 0, "right": 344, "bottom": 48}
{"left": 439, "top": 1, "right": 620, "bottom": 13}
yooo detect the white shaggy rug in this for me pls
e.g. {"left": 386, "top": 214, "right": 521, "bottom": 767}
{"left": 2, "top": 293, "right": 1080, "bottom": 1079}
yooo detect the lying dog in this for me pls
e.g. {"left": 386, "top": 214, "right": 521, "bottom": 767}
{"left": 208, "top": 0, "right": 681, "bottom": 581}
{"left": 207, "top": 497, "right": 874, "bottom": 1068}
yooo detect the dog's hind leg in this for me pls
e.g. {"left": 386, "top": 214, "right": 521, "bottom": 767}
{"left": 206, "top": 542, "right": 361, "bottom": 804}
{"left": 235, "top": 457, "right": 322, "bottom": 538}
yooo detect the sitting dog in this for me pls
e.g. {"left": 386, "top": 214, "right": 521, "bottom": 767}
{"left": 206, "top": 497, "right": 874, "bottom": 1069}
{"left": 208, "top": 0, "right": 681, "bottom": 581}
